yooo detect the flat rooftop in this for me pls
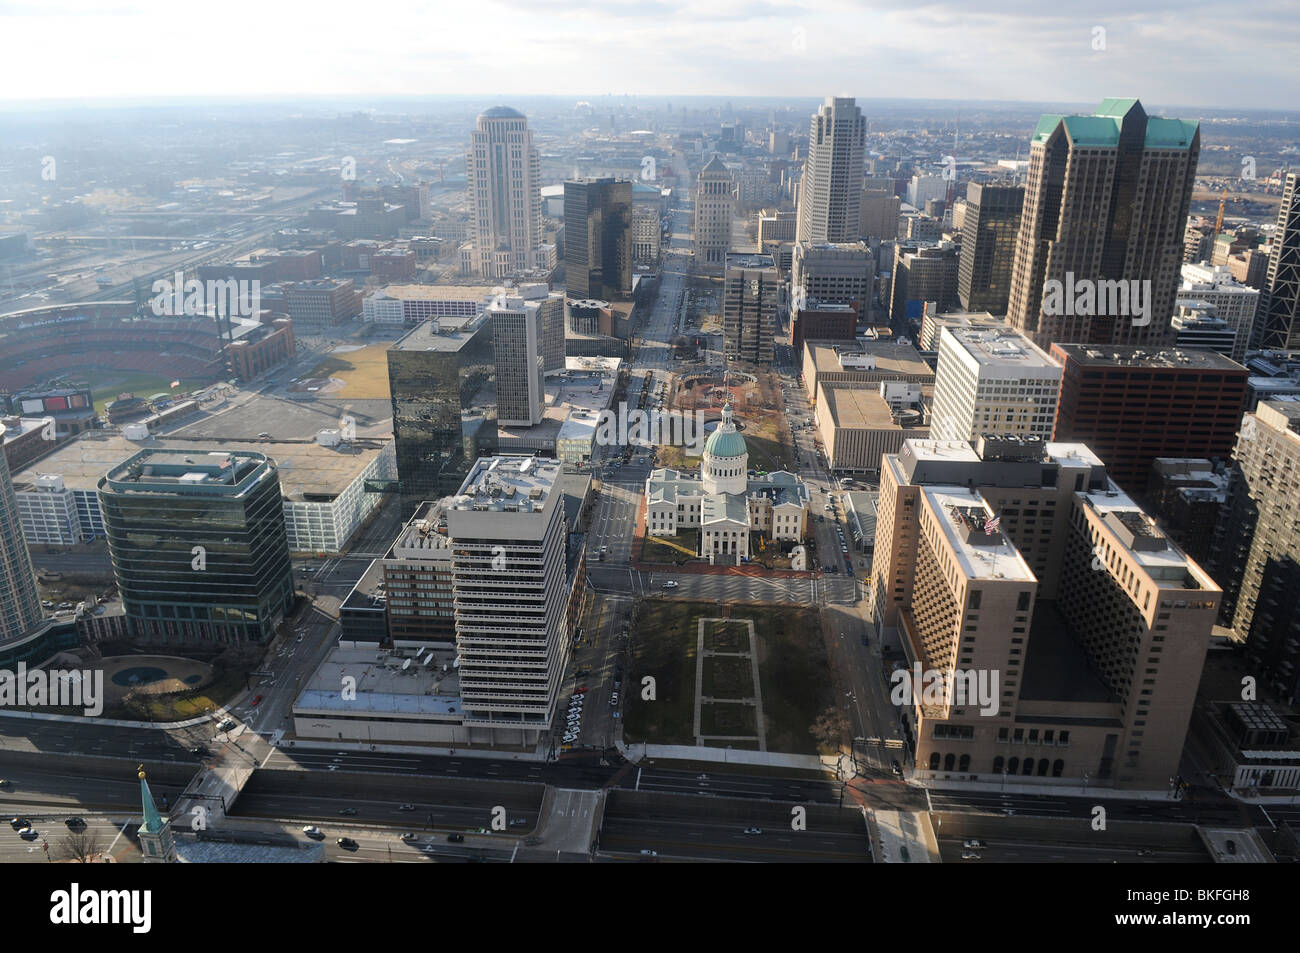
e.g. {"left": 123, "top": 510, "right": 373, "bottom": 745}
{"left": 11, "top": 430, "right": 389, "bottom": 502}
{"left": 941, "top": 326, "right": 1061, "bottom": 371}
{"left": 387, "top": 499, "right": 453, "bottom": 560}
{"left": 923, "top": 486, "right": 1037, "bottom": 582}
{"left": 390, "top": 313, "right": 489, "bottom": 352}
{"left": 456, "top": 454, "right": 562, "bottom": 505}
{"left": 808, "top": 340, "right": 934, "bottom": 379}
{"left": 822, "top": 385, "right": 925, "bottom": 431}
{"left": 725, "top": 252, "right": 776, "bottom": 270}
{"left": 1053, "top": 344, "right": 1246, "bottom": 371}
{"left": 371, "top": 284, "right": 496, "bottom": 301}
{"left": 1079, "top": 487, "right": 1201, "bottom": 579}
{"left": 296, "top": 645, "right": 462, "bottom": 716}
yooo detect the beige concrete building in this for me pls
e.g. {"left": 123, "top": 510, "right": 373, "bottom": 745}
{"left": 801, "top": 339, "right": 934, "bottom": 402}
{"left": 816, "top": 382, "right": 929, "bottom": 473}
{"left": 694, "top": 154, "right": 735, "bottom": 274}
{"left": 871, "top": 436, "right": 1218, "bottom": 790}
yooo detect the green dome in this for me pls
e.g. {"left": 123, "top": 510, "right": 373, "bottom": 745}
{"left": 705, "top": 424, "right": 747, "bottom": 459}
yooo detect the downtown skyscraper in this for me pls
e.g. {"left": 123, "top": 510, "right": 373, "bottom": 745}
{"left": 465, "top": 106, "right": 542, "bottom": 280}
{"left": 795, "top": 96, "right": 866, "bottom": 244}
{"left": 1258, "top": 171, "right": 1300, "bottom": 349}
{"left": 1006, "top": 99, "right": 1199, "bottom": 349}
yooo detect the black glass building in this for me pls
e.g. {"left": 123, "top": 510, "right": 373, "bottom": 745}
{"left": 98, "top": 448, "right": 294, "bottom": 644}
{"left": 386, "top": 315, "right": 497, "bottom": 516}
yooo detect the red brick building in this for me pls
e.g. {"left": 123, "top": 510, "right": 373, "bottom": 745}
{"left": 791, "top": 302, "right": 857, "bottom": 354}
{"left": 227, "top": 313, "right": 296, "bottom": 381}
{"left": 1050, "top": 343, "right": 1249, "bottom": 495}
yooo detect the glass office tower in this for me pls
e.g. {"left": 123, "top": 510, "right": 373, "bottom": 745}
{"left": 98, "top": 448, "right": 294, "bottom": 644}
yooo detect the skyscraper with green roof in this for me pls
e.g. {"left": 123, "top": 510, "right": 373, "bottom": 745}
{"left": 1007, "top": 98, "right": 1200, "bottom": 349}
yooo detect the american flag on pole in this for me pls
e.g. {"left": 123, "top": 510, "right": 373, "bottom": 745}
{"left": 170, "top": 380, "right": 180, "bottom": 389}
{"left": 984, "top": 515, "right": 1000, "bottom": 535}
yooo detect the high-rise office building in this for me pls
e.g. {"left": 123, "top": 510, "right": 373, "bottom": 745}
{"left": 796, "top": 96, "right": 866, "bottom": 244}
{"left": 860, "top": 188, "right": 901, "bottom": 241}
{"left": 488, "top": 293, "right": 545, "bottom": 427}
{"left": 1214, "top": 401, "right": 1300, "bottom": 704}
{"left": 563, "top": 178, "right": 633, "bottom": 300}
{"left": 381, "top": 498, "right": 456, "bottom": 644}
{"left": 694, "top": 155, "right": 734, "bottom": 274}
{"left": 1007, "top": 99, "right": 1200, "bottom": 349}
{"left": 1176, "top": 262, "right": 1260, "bottom": 362}
{"left": 1050, "top": 344, "right": 1249, "bottom": 494}
{"left": 0, "top": 423, "right": 44, "bottom": 643}
{"left": 889, "top": 241, "right": 961, "bottom": 321}
{"left": 723, "top": 252, "right": 778, "bottom": 365}
{"left": 98, "top": 449, "right": 294, "bottom": 644}
{"left": 906, "top": 174, "right": 947, "bottom": 211}
{"left": 387, "top": 315, "right": 497, "bottom": 514}
{"left": 871, "top": 435, "right": 1218, "bottom": 789}
{"left": 792, "top": 241, "right": 874, "bottom": 316}
{"left": 465, "top": 106, "right": 542, "bottom": 279}
{"left": 930, "top": 326, "right": 1061, "bottom": 444}
{"left": 448, "top": 455, "right": 568, "bottom": 744}
{"left": 1258, "top": 172, "right": 1300, "bottom": 349}
{"left": 958, "top": 183, "right": 1024, "bottom": 314}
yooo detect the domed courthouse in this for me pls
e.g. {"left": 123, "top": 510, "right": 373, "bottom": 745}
{"left": 645, "top": 404, "right": 810, "bottom": 564}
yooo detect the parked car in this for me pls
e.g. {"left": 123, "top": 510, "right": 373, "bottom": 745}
{"left": 218, "top": 718, "right": 236, "bottom": 731}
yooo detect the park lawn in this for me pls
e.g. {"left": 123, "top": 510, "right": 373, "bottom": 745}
{"left": 703, "top": 619, "right": 748, "bottom": 654}
{"left": 625, "top": 598, "right": 831, "bottom": 755}
{"left": 641, "top": 528, "right": 699, "bottom": 563}
{"left": 699, "top": 703, "right": 757, "bottom": 736}
{"left": 622, "top": 598, "right": 703, "bottom": 746}
{"left": 701, "top": 655, "right": 754, "bottom": 699}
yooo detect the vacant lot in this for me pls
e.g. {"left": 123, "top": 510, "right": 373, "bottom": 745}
{"left": 306, "top": 345, "right": 392, "bottom": 399}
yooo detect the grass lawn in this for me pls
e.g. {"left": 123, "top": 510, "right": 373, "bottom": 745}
{"left": 656, "top": 446, "right": 702, "bottom": 470}
{"left": 701, "top": 655, "right": 754, "bottom": 699}
{"left": 624, "top": 599, "right": 831, "bottom": 755}
{"left": 306, "top": 345, "right": 392, "bottom": 399}
{"left": 703, "top": 620, "right": 748, "bottom": 654}
{"left": 642, "top": 528, "right": 700, "bottom": 563}
{"left": 89, "top": 371, "right": 192, "bottom": 414}
{"left": 700, "top": 704, "right": 757, "bottom": 735}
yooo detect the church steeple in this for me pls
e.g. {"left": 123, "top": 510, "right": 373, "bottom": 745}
{"left": 138, "top": 766, "right": 176, "bottom": 863}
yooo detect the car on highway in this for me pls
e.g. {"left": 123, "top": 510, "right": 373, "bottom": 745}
{"left": 962, "top": 839, "right": 985, "bottom": 849}
{"left": 337, "top": 837, "right": 358, "bottom": 850}
{"left": 397, "top": 803, "right": 415, "bottom": 812}
{"left": 447, "top": 833, "right": 465, "bottom": 843}
{"left": 743, "top": 827, "right": 763, "bottom": 835}
{"left": 961, "top": 851, "right": 981, "bottom": 860}
{"left": 302, "top": 826, "right": 324, "bottom": 839}
{"left": 251, "top": 694, "right": 263, "bottom": 706}
{"left": 400, "top": 832, "right": 418, "bottom": 842}
{"left": 337, "top": 808, "right": 358, "bottom": 816}
{"left": 1136, "top": 847, "right": 1155, "bottom": 856}
{"left": 20, "top": 828, "right": 40, "bottom": 841}
{"left": 10, "top": 817, "right": 30, "bottom": 831}
{"left": 65, "top": 817, "right": 85, "bottom": 830}
{"left": 0, "top": 779, "right": 9, "bottom": 789}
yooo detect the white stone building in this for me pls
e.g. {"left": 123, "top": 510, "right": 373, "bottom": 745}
{"left": 645, "top": 404, "right": 808, "bottom": 564}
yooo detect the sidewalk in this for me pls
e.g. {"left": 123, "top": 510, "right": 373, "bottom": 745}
{"left": 620, "top": 741, "right": 832, "bottom": 772}
{"left": 913, "top": 775, "right": 1200, "bottom": 802}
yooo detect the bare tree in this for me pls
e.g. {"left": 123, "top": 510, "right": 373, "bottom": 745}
{"left": 56, "top": 829, "right": 104, "bottom": 864}
{"left": 810, "top": 706, "right": 849, "bottom": 755}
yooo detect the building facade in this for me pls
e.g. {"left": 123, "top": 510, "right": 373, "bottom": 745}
{"left": 98, "top": 449, "right": 295, "bottom": 644}
{"left": 488, "top": 293, "right": 546, "bottom": 426}
{"left": 465, "top": 106, "right": 543, "bottom": 279}
{"left": 694, "top": 155, "right": 735, "bottom": 274}
{"left": 0, "top": 423, "right": 44, "bottom": 643}
{"left": 564, "top": 178, "right": 633, "bottom": 301}
{"left": 1007, "top": 99, "right": 1199, "bottom": 349}
{"left": 957, "top": 183, "right": 1024, "bottom": 314}
{"left": 1259, "top": 172, "right": 1300, "bottom": 349}
{"left": 723, "top": 253, "right": 779, "bottom": 365}
{"left": 796, "top": 96, "right": 866, "bottom": 244}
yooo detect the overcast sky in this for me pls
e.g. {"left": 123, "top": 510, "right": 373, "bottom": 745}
{"left": 1, "top": 0, "right": 1295, "bottom": 110}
